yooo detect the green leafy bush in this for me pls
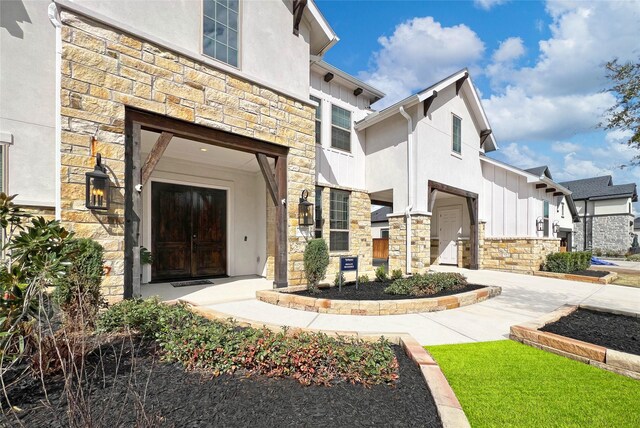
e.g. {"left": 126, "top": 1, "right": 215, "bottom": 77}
{"left": 375, "top": 265, "right": 388, "bottom": 282}
{"left": 544, "top": 251, "right": 592, "bottom": 273}
{"left": 99, "top": 299, "right": 398, "bottom": 386}
{"left": 358, "top": 275, "right": 370, "bottom": 284}
{"left": 384, "top": 272, "right": 468, "bottom": 297}
{"left": 391, "top": 269, "right": 403, "bottom": 281}
{"left": 303, "top": 239, "right": 329, "bottom": 294}
{"left": 54, "top": 238, "right": 105, "bottom": 327}
{"left": 626, "top": 254, "right": 640, "bottom": 262}
{"left": 334, "top": 271, "right": 345, "bottom": 287}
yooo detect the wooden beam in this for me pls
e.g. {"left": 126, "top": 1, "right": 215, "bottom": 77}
{"left": 141, "top": 132, "right": 173, "bottom": 185}
{"left": 256, "top": 153, "right": 279, "bottom": 206}
{"left": 124, "top": 120, "right": 142, "bottom": 299}
{"left": 480, "top": 129, "right": 492, "bottom": 147}
{"left": 428, "top": 180, "right": 478, "bottom": 200}
{"left": 423, "top": 91, "right": 438, "bottom": 116}
{"left": 324, "top": 72, "right": 334, "bottom": 82}
{"left": 536, "top": 183, "right": 547, "bottom": 189}
{"left": 126, "top": 108, "right": 288, "bottom": 158}
{"left": 292, "top": 0, "right": 308, "bottom": 36}
{"left": 428, "top": 189, "right": 438, "bottom": 213}
{"left": 456, "top": 72, "right": 469, "bottom": 95}
{"left": 274, "top": 155, "right": 288, "bottom": 288}
{"left": 545, "top": 188, "right": 556, "bottom": 193}
{"left": 371, "top": 199, "right": 393, "bottom": 207}
{"left": 353, "top": 88, "right": 363, "bottom": 96}
{"left": 466, "top": 197, "right": 477, "bottom": 226}
{"left": 553, "top": 191, "right": 563, "bottom": 197}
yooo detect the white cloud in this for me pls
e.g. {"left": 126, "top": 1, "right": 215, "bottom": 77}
{"left": 474, "top": 0, "right": 510, "bottom": 11}
{"left": 559, "top": 152, "right": 612, "bottom": 181}
{"left": 605, "top": 129, "right": 633, "bottom": 144}
{"left": 551, "top": 142, "right": 581, "bottom": 153}
{"left": 499, "top": 143, "right": 551, "bottom": 169}
{"left": 360, "top": 17, "right": 485, "bottom": 108}
{"left": 492, "top": 37, "right": 525, "bottom": 63}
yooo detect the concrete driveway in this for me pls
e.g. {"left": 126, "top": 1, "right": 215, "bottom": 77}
{"left": 177, "top": 267, "right": 640, "bottom": 346}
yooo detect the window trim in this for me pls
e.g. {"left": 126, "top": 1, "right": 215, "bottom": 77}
{"left": 310, "top": 95, "right": 322, "bottom": 146}
{"left": 330, "top": 104, "right": 352, "bottom": 153}
{"left": 452, "top": 113, "right": 462, "bottom": 155}
{"left": 201, "top": 0, "right": 242, "bottom": 69}
{"left": 329, "top": 189, "right": 350, "bottom": 252}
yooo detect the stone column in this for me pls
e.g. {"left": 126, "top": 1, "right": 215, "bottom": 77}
{"left": 388, "top": 215, "right": 406, "bottom": 274}
{"left": 478, "top": 221, "right": 486, "bottom": 269}
{"left": 410, "top": 214, "right": 431, "bottom": 274}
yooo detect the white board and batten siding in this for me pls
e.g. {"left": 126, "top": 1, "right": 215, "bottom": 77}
{"left": 481, "top": 162, "right": 558, "bottom": 238}
{"left": 310, "top": 71, "right": 369, "bottom": 190}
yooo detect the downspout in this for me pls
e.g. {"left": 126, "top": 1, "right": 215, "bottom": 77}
{"left": 48, "top": 2, "right": 62, "bottom": 220}
{"left": 399, "top": 106, "right": 413, "bottom": 275}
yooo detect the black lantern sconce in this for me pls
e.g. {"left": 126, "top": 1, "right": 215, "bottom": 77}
{"left": 298, "top": 189, "right": 314, "bottom": 227}
{"left": 553, "top": 221, "right": 560, "bottom": 235}
{"left": 536, "top": 216, "right": 544, "bottom": 232}
{"left": 85, "top": 153, "right": 110, "bottom": 211}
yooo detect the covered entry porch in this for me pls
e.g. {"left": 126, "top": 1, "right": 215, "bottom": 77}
{"left": 124, "top": 109, "right": 289, "bottom": 298}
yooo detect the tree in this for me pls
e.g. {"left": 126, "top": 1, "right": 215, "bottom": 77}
{"left": 602, "top": 58, "right": 640, "bottom": 166}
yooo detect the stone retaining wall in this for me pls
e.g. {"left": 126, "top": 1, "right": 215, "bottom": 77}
{"left": 256, "top": 286, "right": 502, "bottom": 315}
{"left": 533, "top": 270, "right": 618, "bottom": 284}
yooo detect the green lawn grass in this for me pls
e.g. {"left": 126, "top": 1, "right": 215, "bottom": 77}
{"left": 426, "top": 340, "right": 640, "bottom": 428}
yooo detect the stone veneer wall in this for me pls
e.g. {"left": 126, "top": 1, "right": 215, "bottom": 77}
{"left": 389, "top": 214, "right": 431, "bottom": 275}
{"left": 572, "top": 215, "right": 633, "bottom": 254}
{"left": 456, "top": 239, "right": 471, "bottom": 269}
{"left": 388, "top": 215, "right": 406, "bottom": 274}
{"left": 58, "top": 12, "right": 316, "bottom": 296}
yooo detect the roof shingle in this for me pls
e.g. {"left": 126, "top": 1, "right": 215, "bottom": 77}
{"left": 559, "top": 175, "right": 637, "bottom": 201}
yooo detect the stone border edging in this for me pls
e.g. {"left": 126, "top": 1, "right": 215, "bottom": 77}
{"left": 179, "top": 301, "right": 470, "bottom": 428}
{"left": 533, "top": 270, "right": 618, "bottom": 284}
{"left": 510, "top": 304, "right": 640, "bottom": 380}
{"left": 256, "top": 286, "right": 502, "bottom": 315}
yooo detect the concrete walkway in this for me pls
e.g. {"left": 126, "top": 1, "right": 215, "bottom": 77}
{"left": 143, "top": 268, "right": 640, "bottom": 346}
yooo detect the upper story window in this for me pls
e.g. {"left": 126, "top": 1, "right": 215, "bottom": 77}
{"left": 331, "top": 105, "right": 351, "bottom": 152}
{"left": 203, "top": 0, "right": 239, "bottom": 67}
{"left": 452, "top": 114, "right": 462, "bottom": 154}
{"left": 310, "top": 96, "right": 322, "bottom": 145}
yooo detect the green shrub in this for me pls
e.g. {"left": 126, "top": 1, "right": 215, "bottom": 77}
{"left": 303, "top": 239, "right": 329, "bottom": 293}
{"left": 54, "top": 238, "right": 105, "bottom": 327}
{"left": 626, "top": 254, "right": 640, "bottom": 262}
{"left": 334, "top": 271, "right": 345, "bottom": 287}
{"left": 544, "top": 251, "right": 592, "bottom": 273}
{"left": 358, "top": 274, "right": 370, "bottom": 284}
{"left": 375, "top": 265, "right": 388, "bottom": 282}
{"left": 99, "top": 299, "right": 398, "bottom": 386}
{"left": 391, "top": 269, "right": 403, "bottom": 281}
{"left": 384, "top": 272, "right": 468, "bottom": 297}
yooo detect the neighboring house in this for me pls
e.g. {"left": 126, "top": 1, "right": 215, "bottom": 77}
{"left": 559, "top": 176, "right": 638, "bottom": 254}
{"left": 1, "top": 0, "right": 578, "bottom": 299}
{"left": 635, "top": 217, "right": 640, "bottom": 234}
{"left": 371, "top": 206, "right": 391, "bottom": 239}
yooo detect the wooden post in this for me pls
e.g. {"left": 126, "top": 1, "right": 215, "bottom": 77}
{"left": 274, "top": 155, "right": 288, "bottom": 288}
{"left": 256, "top": 153, "right": 279, "bottom": 206}
{"left": 141, "top": 132, "right": 173, "bottom": 185}
{"left": 468, "top": 197, "right": 479, "bottom": 270}
{"left": 124, "top": 120, "right": 142, "bottom": 298}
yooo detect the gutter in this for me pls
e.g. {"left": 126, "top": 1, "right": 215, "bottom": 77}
{"left": 48, "top": 1, "right": 62, "bottom": 220}
{"left": 399, "top": 106, "right": 413, "bottom": 275}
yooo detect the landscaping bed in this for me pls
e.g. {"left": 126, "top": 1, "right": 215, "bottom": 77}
{"left": 294, "top": 281, "right": 486, "bottom": 300}
{"left": 540, "top": 308, "right": 640, "bottom": 356}
{"left": 568, "top": 269, "right": 610, "bottom": 278}
{"left": 3, "top": 339, "right": 442, "bottom": 428}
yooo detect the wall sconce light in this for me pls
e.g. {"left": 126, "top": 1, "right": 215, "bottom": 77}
{"left": 298, "top": 189, "right": 314, "bottom": 227}
{"left": 85, "top": 153, "right": 110, "bottom": 210}
{"left": 553, "top": 221, "right": 560, "bottom": 235}
{"left": 536, "top": 216, "right": 544, "bottom": 232}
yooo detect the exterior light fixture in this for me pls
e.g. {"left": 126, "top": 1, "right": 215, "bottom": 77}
{"left": 553, "top": 221, "right": 560, "bottom": 235}
{"left": 85, "top": 153, "right": 110, "bottom": 211}
{"left": 298, "top": 189, "right": 314, "bottom": 227}
{"left": 536, "top": 216, "right": 544, "bottom": 232}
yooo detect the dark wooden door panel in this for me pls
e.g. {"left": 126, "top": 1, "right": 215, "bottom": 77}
{"left": 152, "top": 182, "right": 227, "bottom": 281}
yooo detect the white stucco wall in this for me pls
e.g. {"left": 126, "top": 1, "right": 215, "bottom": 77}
{"left": 310, "top": 71, "right": 371, "bottom": 190}
{"left": 556, "top": 196, "right": 574, "bottom": 230}
{"left": 69, "top": 0, "right": 312, "bottom": 99}
{"left": 140, "top": 156, "right": 267, "bottom": 283}
{"left": 0, "top": 0, "right": 56, "bottom": 207}
{"left": 593, "top": 197, "right": 633, "bottom": 215}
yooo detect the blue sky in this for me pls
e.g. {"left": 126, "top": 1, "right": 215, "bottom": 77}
{"left": 316, "top": 0, "right": 640, "bottom": 210}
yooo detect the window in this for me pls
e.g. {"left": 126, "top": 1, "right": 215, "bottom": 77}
{"left": 315, "top": 187, "right": 323, "bottom": 238}
{"left": 381, "top": 229, "right": 389, "bottom": 239}
{"left": 452, "top": 114, "right": 462, "bottom": 154}
{"left": 543, "top": 200, "right": 550, "bottom": 237}
{"left": 331, "top": 105, "right": 351, "bottom": 152}
{"left": 561, "top": 201, "right": 565, "bottom": 218}
{"left": 310, "top": 95, "right": 322, "bottom": 145}
{"left": 330, "top": 189, "right": 349, "bottom": 251}
{"left": 203, "top": 0, "right": 239, "bottom": 67}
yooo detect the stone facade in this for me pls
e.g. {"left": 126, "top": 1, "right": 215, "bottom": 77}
{"left": 456, "top": 238, "right": 471, "bottom": 269}
{"left": 573, "top": 214, "right": 633, "bottom": 254}
{"left": 58, "top": 12, "right": 316, "bottom": 296}
{"left": 389, "top": 214, "right": 431, "bottom": 275}
{"left": 388, "top": 215, "right": 406, "bottom": 274}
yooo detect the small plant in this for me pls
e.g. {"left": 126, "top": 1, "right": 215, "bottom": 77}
{"left": 303, "top": 239, "right": 329, "bottom": 294}
{"left": 375, "top": 265, "right": 388, "bottom": 282}
{"left": 391, "top": 269, "right": 403, "bottom": 281}
{"left": 358, "top": 274, "right": 370, "bottom": 284}
{"left": 140, "top": 246, "right": 154, "bottom": 265}
{"left": 384, "top": 272, "right": 468, "bottom": 297}
{"left": 544, "top": 251, "right": 592, "bottom": 273}
{"left": 334, "top": 271, "right": 346, "bottom": 287}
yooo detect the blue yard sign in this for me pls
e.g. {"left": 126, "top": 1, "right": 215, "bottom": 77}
{"left": 339, "top": 256, "right": 359, "bottom": 291}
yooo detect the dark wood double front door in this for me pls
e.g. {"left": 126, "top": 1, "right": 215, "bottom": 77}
{"left": 152, "top": 182, "right": 227, "bottom": 281}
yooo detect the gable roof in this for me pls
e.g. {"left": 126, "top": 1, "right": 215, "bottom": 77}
{"left": 310, "top": 60, "right": 386, "bottom": 100}
{"left": 354, "top": 69, "right": 498, "bottom": 152}
{"left": 371, "top": 206, "right": 392, "bottom": 223}
{"left": 559, "top": 176, "right": 638, "bottom": 202}
{"left": 525, "top": 166, "right": 552, "bottom": 180}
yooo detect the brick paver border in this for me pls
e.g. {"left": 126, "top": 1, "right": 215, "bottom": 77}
{"left": 532, "top": 270, "right": 618, "bottom": 284}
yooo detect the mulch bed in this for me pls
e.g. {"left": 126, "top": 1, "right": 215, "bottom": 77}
{"left": 294, "top": 281, "right": 485, "bottom": 301}
{"left": 570, "top": 270, "right": 610, "bottom": 278}
{"left": 2, "top": 339, "right": 442, "bottom": 427}
{"left": 541, "top": 309, "right": 640, "bottom": 356}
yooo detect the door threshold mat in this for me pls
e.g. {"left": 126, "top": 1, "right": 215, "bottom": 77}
{"left": 171, "top": 279, "right": 214, "bottom": 287}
